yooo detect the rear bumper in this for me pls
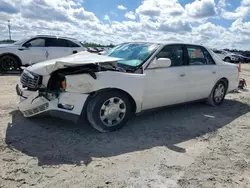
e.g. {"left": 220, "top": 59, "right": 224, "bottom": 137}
{"left": 16, "top": 84, "right": 89, "bottom": 123}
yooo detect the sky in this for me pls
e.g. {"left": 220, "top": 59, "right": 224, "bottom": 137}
{"left": 0, "top": 0, "right": 250, "bottom": 50}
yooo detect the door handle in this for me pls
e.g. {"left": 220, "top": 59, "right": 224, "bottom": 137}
{"left": 73, "top": 50, "right": 77, "bottom": 54}
{"left": 45, "top": 50, "right": 49, "bottom": 58}
{"left": 18, "top": 48, "right": 28, "bottom": 51}
{"left": 180, "top": 73, "right": 186, "bottom": 77}
{"left": 212, "top": 71, "right": 216, "bottom": 74}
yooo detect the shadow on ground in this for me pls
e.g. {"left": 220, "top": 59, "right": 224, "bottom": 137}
{"left": 5, "top": 99, "right": 250, "bottom": 166}
{"left": 0, "top": 70, "right": 21, "bottom": 76}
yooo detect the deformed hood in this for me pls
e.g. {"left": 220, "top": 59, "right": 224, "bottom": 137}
{"left": 26, "top": 51, "right": 121, "bottom": 75}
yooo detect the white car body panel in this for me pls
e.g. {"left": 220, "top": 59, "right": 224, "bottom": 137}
{"left": 16, "top": 43, "right": 239, "bottom": 122}
{"left": 46, "top": 47, "right": 80, "bottom": 60}
{"left": 143, "top": 66, "right": 190, "bottom": 110}
{"left": 20, "top": 47, "right": 47, "bottom": 65}
{"left": 65, "top": 72, "right": 145, "bottom": 113}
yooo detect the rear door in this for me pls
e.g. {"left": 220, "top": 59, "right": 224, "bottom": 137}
{"left": 67, "top": 40, "right": 83, "bottom": 53}
{"left": 45, "top": 38, "right": 74, "bottom": 60}
{"left": 184, "top": 45, "right": 218, "bottom": 101}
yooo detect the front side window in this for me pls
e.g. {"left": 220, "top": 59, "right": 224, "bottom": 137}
{"left": 46, "top": 38, "right": 69, "bottom": 47}
{"left": 24, "top": 38, "right": 45, "bottom": 47}
{"left": 156, "top": 45, "right": 184, "bottom": 67}
{"left": 106, "top": 43, "right": 160, "bottom": 67}
{"left": 187, "top": 46, "right": 206, "bottom": 65}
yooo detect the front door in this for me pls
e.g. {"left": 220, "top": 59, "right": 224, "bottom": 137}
{"left": 20, "top": 37, "right": 47, "bottom": 65}
{"left": 142, "top": 44, "right": 189, "bottom": 110}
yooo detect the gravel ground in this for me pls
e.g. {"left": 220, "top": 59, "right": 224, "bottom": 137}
{"left": 0, "top": 65, "right": 250, "bottom": 188}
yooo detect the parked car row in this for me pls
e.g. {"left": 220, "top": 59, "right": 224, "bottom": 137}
{"left": 86, "top": 47, "right": 111, "bottom": 54}
{"left": 213, "top": 49, "right": 250, "bottom": 63}
{"left": 16, "top": 42, "right": 239, "bottom": 132}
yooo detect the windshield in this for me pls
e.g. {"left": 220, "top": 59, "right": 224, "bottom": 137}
{"left": 106, "top": 43, "right": 160, "bottom": 67}
{"left": 13, "top": 38, "right": 30, "bottom": 45}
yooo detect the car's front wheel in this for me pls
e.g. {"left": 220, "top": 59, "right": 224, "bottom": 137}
{"left": 86, "top": 90, "right": 133, "bottom": 132}
{"left": 207, "top": 81, "right": 227, "bottom": 106}
{"left": 0, "top": 55, "right": 20, "bottom": 72}
{"left": 224, "top": 57, "right": 231, "bottom": 62}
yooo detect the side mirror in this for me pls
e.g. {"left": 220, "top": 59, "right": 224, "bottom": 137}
{"left": 23, "top": 42, "right": 31, "bottom": 48}
{"left": 148, "top": 58, "right": 171, "bottom": 69}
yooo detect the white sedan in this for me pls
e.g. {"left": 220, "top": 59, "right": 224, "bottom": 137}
{"left": 16, "top": 42, "right": 239, "bottom": 132}
{"left": 0, "top": 35, "right": 86, "bottom": 72}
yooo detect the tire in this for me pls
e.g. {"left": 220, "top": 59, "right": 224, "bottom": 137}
{"left": 207, "top": 81, "right": 227, "bottom": 106}
{"left": 0, "top": 55, "right": 20, "bottom": 72}
{"left": 86, "top": 90, "right": 133, "bottom": 132}
{"left": 224, "top": 57, "right": 231, "bottom": 62}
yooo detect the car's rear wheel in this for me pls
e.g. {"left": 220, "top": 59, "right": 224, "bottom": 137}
{"left": 0, "top": 55, "right": 20, "bottom": 72}
{"left": 86, "top": 90, "right": 133, "bottom": 132}
{"left": 207, "top": 81, "right": 227, "bottom": 106}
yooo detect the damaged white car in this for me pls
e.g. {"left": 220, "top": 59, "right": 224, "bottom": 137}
{"left": 16, "top": 42, "right": 239, "bottom": 132}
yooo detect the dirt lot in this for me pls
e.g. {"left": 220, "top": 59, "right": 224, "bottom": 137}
{"left": 0, "top": 65, "right": 250, "bottom": 188}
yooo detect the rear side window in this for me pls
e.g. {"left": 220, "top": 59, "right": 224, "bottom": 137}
{"left": 202, "top": 48, "right": 215, "bottom": 65}
{"left": 213, "top": 50, "right": 222, "bottom": 54}
{"left": 187, "top": 46, "right": 206, "bottom": 65}
{"left": 67, "top": 40, "right": 81, "bottom": 47}
{"left": 157, "top": 45, "right": 184, "bottom": 67}
{"left": 46, "top": 38, "right": 69, "bottom": 47}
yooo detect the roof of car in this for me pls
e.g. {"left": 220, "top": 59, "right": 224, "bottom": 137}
{"left": 123, "top": 41, "right": 205, "bottom": 46}
{"left": 33, "top": 35, "right": 78, "bottom": 41}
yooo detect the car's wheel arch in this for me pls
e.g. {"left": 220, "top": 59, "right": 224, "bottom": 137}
{"left": 211, "top": 77, "right": 229, "bottom": 94}
{"left": 0, "top": 53, "right": 22, "bottom": 66}
{"left": 79, "top": 88, "right": 137, "bottom": 121}
{"left": 224, "top": 56, "right": 231, "bottom": 61}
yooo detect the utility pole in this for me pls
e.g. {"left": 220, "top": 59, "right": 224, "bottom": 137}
{"left": 8, "top": 20, "right": 11, "bottom": 40}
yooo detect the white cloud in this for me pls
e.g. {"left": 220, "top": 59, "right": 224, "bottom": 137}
{"left": 73, "top": 8, "right": 99, "bottom": 22}
{"left": 159, "top": 20, "right": 192, "bottom": 33}
{"left": 221, "top": 6, "right": 250, "bottom": 20}
{"left": 117, "top": 5, "right": 127, "bottom": 10}
{"left": 125, "top": 11, "right": 136, "bottom": 20}
{"left": 218, "top": 0, "right": 226, "bottom": 8}
{"left": 104, "top": 14, "right": 109, "bottom": 20}
{"left": 242, "top": 0, "right": 250, "bottom": 5}
{"left": 185, "top": 0, "right": 217, "bottom": 18}
{"left": 230, "top": 18, "right": 250, "bottom": 34}
{"left": 135, "top": 0, "right": 184, "bottom": 17}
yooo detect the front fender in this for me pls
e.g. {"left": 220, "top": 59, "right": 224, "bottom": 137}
{"left": 65, "top": 71, "right": 145, "bottom": 113}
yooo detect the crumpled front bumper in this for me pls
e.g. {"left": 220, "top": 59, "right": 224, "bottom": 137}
{"left": 16, "top": 84, "right": 89, "bottom": 122}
